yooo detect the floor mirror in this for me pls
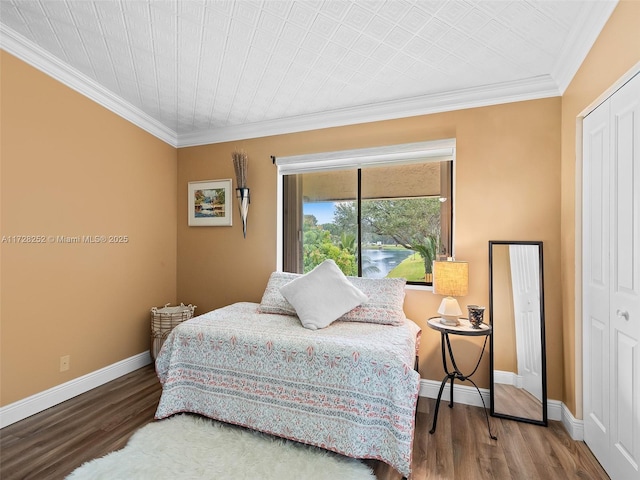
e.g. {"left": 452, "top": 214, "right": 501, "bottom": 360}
{"left": 489, "top": 241, "right": 548, "bottom": 426}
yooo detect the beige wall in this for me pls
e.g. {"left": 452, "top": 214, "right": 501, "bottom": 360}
{"left": 560, "top": 0, "right": 640, "bottom": 416}
{"left": 492, "top": 246, "right": 517, "bottom": 373}
{"left": 0, "top": 52, "right": 178, "bottom": 406}
{"left": 178, "top": 97, "right": 562, "bottom": 396}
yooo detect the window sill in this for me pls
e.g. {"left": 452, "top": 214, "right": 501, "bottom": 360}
{"left": 405, "top": 283, "right": 434, "bottom": 292}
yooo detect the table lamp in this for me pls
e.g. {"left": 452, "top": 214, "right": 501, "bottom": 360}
{"left": 433, "top": 260, "right": 469, "bottom": 326}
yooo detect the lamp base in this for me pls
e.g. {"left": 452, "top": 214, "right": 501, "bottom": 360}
{"left": 437, "top": 297, "right": 462, "bottom": 326}
{"left": 439, "top": 315, "right": 460, "bottom": 326}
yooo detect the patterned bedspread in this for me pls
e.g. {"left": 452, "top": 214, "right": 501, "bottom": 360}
{"left": 155, "top": 302, "right": 421, "bottom": 477}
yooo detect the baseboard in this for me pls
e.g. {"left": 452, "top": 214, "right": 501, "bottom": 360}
{"left": 419, "top": 378, "right": 491, "bottom": 408}
{"left": 419, "top": 379, "right": 582, "bottom": 436}
{"left": 494, "top": 369, "right": 523, "bottom": 388}
{"left": 547, "top": 398, "right": 562, "bottom": 422}
{"left": 560, "top": 402, "right": 584, "bottom": 440}
{"left": 0, "top": 351, "right": 152, "bottom": 429}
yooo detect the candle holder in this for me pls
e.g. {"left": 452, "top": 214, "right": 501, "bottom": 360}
{"left": 467, "top": 305, "right": 485, "bottom": 328}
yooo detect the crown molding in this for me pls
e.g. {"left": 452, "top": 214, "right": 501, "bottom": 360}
{"left": 1, "top": 23, "right": 562, "bottom": 150}
{"left": 552, "top": 0, "right": 618, "bottom": 94}
{"left": 177, "top": 75, "right": 561, "bottom": 147}
{"left": 0, "top": 25, "right": 178, "bottom": 147}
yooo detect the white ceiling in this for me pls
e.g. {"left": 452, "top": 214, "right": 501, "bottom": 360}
{"left": 0, "top": 0, "right": 618, "bottom": 147}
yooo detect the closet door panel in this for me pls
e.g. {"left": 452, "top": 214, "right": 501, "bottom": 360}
{"left": 589, "top": 319, "right": 607, "bottom": 429}
{"left": 609, "top": 72, "right": 640, "bottom": 480}
{"left": 611, "top": 84, "right": 639, "bottom": 296}
{"left": 612, "top": 331, "right": 637, "bottom": 471}
{"left": 583, "top": 96, "right": 611, "bottom": 469}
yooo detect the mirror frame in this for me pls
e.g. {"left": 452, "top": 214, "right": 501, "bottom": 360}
{"left": 489, "top": 240, "right": 548, "bottom": 426}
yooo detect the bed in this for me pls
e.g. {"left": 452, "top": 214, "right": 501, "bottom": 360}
{"left": 155, "top": 266, "right": 422, "bottom": 478}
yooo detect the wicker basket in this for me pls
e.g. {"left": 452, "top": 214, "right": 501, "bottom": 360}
{"left": 150, "top": 303, "right": 196, "bottom": 360}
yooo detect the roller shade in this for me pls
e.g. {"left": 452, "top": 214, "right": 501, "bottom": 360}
{"left": 276, "top": 138, "right": 456, "bottom": 175}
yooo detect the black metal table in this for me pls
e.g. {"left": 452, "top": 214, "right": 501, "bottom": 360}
{"left": 427, "top": 317, "right": 497, "bottom": 440}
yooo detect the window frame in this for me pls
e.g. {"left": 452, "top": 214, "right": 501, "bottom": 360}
{"left": 275, "top": 139, "right": 456, "bottom": 289}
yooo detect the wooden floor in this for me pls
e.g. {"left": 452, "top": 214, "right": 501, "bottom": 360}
{"left": 493, "top": 383, "right": 544, "bottom": 421}
{"left": 0, "top": 365, "right": 609, "bottom": 480}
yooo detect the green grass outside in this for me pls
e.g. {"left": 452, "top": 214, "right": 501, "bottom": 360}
{"left": 387, "top": 252, "right": 426, "bottom": 281}
{"left": 362, "top": 244, "right": 407, "bottom": 251}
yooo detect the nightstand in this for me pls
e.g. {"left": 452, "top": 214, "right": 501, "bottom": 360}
{"left": 427, "top": 317, "right": 496, "bottom": 440}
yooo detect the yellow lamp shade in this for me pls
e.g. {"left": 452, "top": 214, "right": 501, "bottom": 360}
{"left": 433, "top": 261, "right": 469, "bottom": 297}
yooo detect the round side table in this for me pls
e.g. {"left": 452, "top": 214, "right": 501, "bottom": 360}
{"left": 427, "top": 317, "right": 497, "bottom": 440}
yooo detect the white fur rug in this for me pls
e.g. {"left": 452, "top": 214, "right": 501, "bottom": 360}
{"left": 66, "top": 414, "right": 376, "bottom": 480}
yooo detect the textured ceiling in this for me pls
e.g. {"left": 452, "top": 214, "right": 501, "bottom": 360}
{"left": 0, "top": 0, "right": 617, "bottom": 146}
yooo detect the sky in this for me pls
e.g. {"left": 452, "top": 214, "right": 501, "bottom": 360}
{"left": 304, "top": 202, "right": 335, "bottom": 225}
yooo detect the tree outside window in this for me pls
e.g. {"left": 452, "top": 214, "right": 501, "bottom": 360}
{"left": 287, "top": 160, "right": 452, "bottom": 284}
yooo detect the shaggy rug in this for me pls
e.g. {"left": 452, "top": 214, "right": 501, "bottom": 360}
{"left": 66, "top": 414, "right": 376, "bottom": 479}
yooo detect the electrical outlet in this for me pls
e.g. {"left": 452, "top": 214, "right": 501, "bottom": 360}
{"left": 59, "top": 355, "right": 70, "bottom": 372}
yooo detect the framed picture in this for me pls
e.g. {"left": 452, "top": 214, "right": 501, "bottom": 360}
{"left": 188, "top": 179, "right": 233, "bottom": 226}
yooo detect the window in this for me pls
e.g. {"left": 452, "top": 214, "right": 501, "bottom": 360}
{"left": 276, "top": 140, "right": 455, "bottom": 286}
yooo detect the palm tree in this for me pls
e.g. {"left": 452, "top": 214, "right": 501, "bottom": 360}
{"left": 411, "top": 235, "right": 437, "bottom": 280}
{"left": 338, "top": 232, "right": 356, "bottom": 254}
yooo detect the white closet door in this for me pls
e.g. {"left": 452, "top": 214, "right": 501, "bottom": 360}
{"left": 583, "top": 90, "right": 612, "bottom": 474}
{"left": 608, "top": 72, "right": 640, "bottom": 480}
{"left": 583, "top": 72, "right": 640, "bottom": 480}
{"left": 509, "top": 244, "right": 543, "bottom": 401}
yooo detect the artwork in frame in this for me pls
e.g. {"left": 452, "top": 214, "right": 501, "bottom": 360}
{"left": 188, "top": 179, "right": 233, "bottom": 227}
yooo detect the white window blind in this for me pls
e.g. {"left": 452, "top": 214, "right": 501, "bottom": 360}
{"left": 275, "top": 138, "right": 456, "bottom": 175}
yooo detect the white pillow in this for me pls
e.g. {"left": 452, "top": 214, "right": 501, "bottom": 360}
{"left": 279, "top": 260, "right": 368, "bottom": 330}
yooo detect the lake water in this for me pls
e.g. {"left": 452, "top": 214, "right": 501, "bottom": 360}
{"left": 362, "top": 248, "right": 415, "bottom": 278}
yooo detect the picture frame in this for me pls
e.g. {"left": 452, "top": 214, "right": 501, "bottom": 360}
{"left": 188, "top": 179, "right": 233, "bottom": 227}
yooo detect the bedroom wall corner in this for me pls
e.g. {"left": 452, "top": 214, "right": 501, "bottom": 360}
{"left": 0, "top": 51, "right": 178, "bottom": 407}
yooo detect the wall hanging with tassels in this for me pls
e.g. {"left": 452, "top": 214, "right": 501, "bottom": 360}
{"left": 232, "top": 150, "right": 249, "bottom": 238}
